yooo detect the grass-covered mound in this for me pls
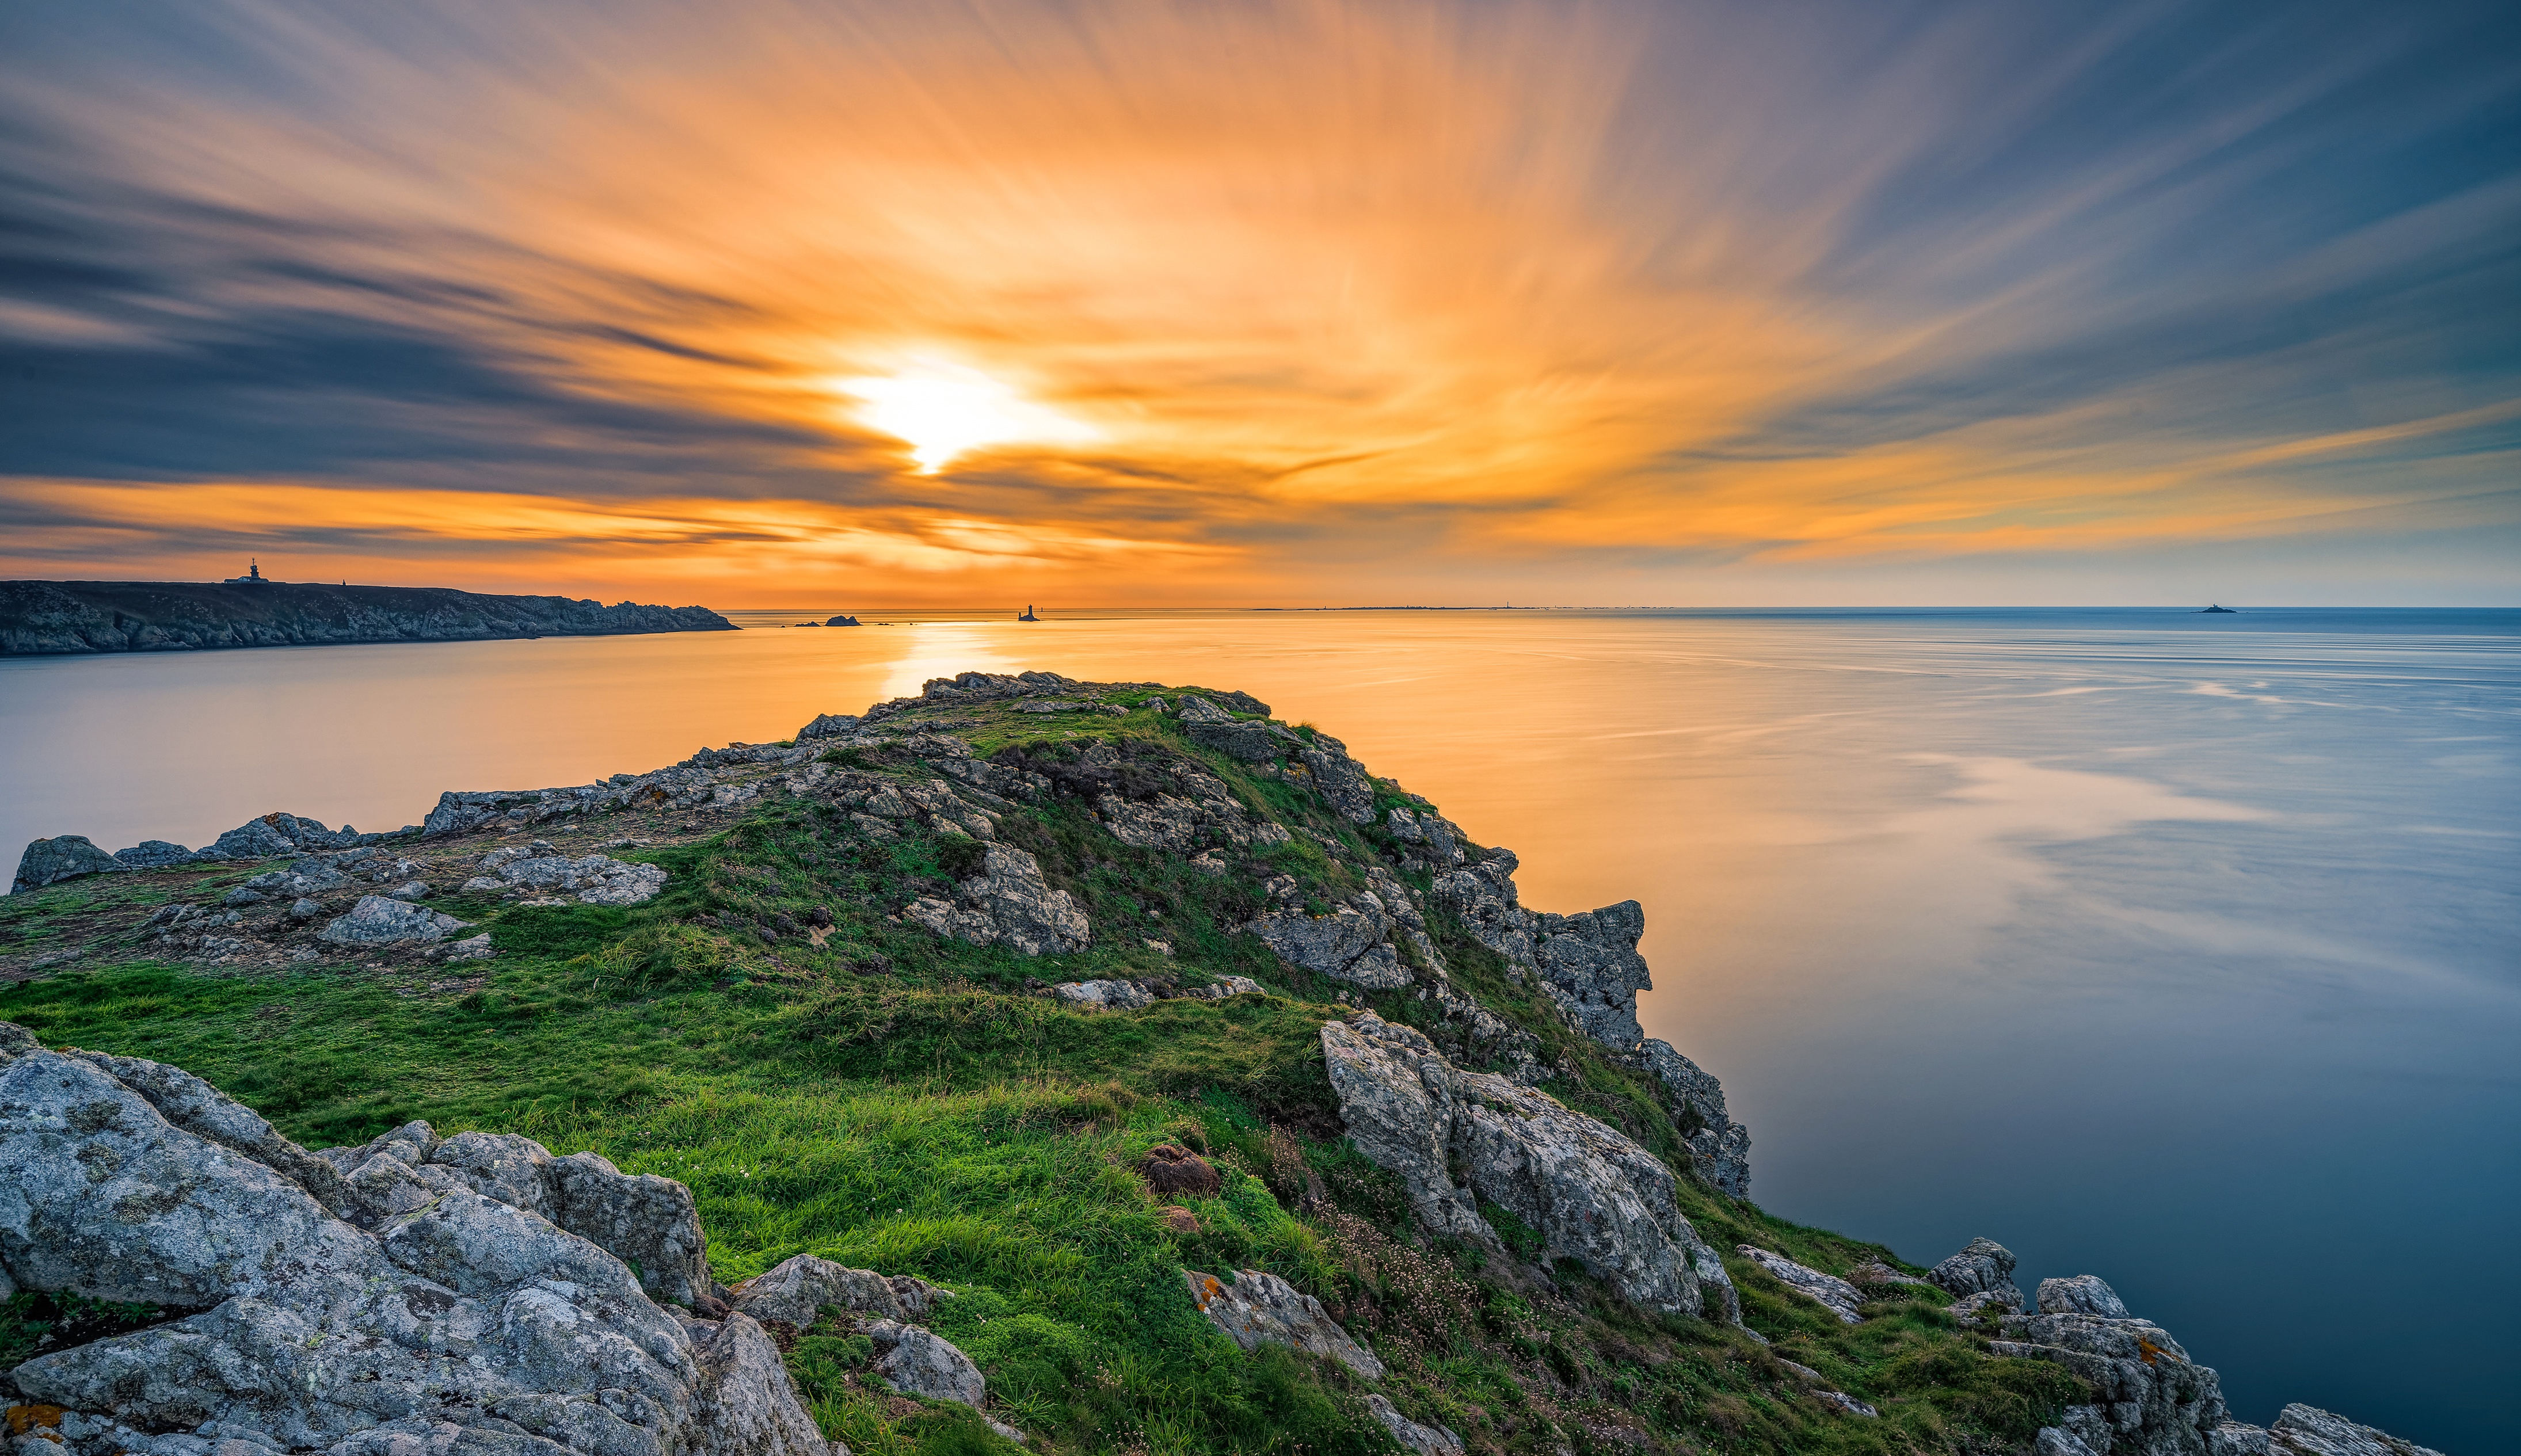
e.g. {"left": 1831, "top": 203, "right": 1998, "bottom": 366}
{"left": 0, "top": 681, "right": 2086, "bottom": 1454}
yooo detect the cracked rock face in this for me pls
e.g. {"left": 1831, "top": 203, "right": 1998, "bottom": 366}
{"left": 10, "top": 834, "right": 127, "bottom": 893}
{"left": 1639, "top": 1039, "right": 1751, "bottom": 1199}
{"left": 1319, "top": 1012, "right": 1738, "bottom": 1320}
{"left": 1929, "top": 1237, "right": 2024, "bottom": 1308}
{"left": 904, "top": 842, "right": 1089, "bottom": 956}
{"left": 1184, "top": 1269, "right": 1384, "bottom": 1381}
{"left": 465, "top": 849, "right": 669, "bottom": 906}
{"left": 0, "top": 1030, "right": 827, "bottom": 1456}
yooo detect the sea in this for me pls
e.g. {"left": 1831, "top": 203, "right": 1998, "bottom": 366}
{"left": 3, "top": 605, "right": 2514, "bottom": 1452}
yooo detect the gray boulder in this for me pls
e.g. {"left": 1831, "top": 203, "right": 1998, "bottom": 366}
{"left": 1049, "top": 979, "right": 1155, "bottom": 1010}
{"left": 798, "top": 712, "right": 861, "bottom": 739}
{"left": 206, "top": 818, "right": 299, "bottom": 859}
{"left": 1930, "top": 1236, "right": 2024, "bottom": 1308}
{"left": 1246, "top": 901, "right": 1412, "bottom": 989}
{"left": 1184, "top": 1269, "right": 1384, "bottom": 1381}
{"left": 685, "top": 1312, "right": 835, "bottom": 1456}
{"left": 731, "top": 1253, "right": 949, "bottom": 1329}
{"left": 865, "top": 1320, "right": 987, "bottom": 1408}
{"left": 319, "top": 894, "right": 473, "bottom": 946}
{"left": 322, "top": 1121, "right": 713, "bottom": 1308}
{"left": 1319, "top": 1012, "right": 1738, "bottom": 1320}
{"left": 470, "top": 851, "right": 668, "bottom": 907}
{"left": 1736, "top": 1246, "right": 1865, "bottom": 1324}
{"left": 11, "top": 834, "right": 125, "bottom": 894}
{"left": 111, "top": 840, "right": 198, "bottom": 868}
{"left": 901, "top": 843, "right": 1088, "bottom": 956}
{"left": 2263, "top": 1404, "right": 2445, "bottom": 1456}
{"left": 2041, "top": 1274, "right": 2134, "bottom": 1318}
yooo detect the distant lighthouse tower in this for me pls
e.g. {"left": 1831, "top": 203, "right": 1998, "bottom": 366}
{"left": 224, "top": 558, "right": 271, "bottom": 585}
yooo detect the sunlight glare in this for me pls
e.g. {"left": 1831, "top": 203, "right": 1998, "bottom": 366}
{"left": 836, "top": 359, "right": 1100, "bottom": 473}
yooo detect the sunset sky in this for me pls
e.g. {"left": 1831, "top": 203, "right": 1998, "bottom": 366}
{"left": 2, "top": 0, "right": 2515, "bottom": 605}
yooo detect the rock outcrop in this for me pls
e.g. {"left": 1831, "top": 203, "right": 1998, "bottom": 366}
{"left": 0, "top": 580, "right": 733, "bottom": 657}
{"left": 2255, "top": 1403, "right": 2447, "bottom": 1456}
{"left": 725, "top": 1255, "right": 985, "bottom": 1414}
{"left": 0, "top": 1029, "right": 826, "bottom": 1456}
{"left": 2000, "top": 1276, "right": 2226, "bottom": 1456}
{"left": 1433, "top": 846, "right": 1754, "bottom": 1194}
{"left": 1319, "top": 1012, "right": 1738, "bottom": 1320}
{"left": 1184, "top": 1269, "right": 1385, "bottom": 1381}
{"left": 1929, "top": 1236, "right": 2025, "bottom": 1320}
{"left": 902, "top": 843, "right": 1090, "bottom": 956}
{"left": 460, "top": 847, "right": 669, "bottom": 906}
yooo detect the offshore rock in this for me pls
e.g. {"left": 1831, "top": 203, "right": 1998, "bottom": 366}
{"left": 902, "top": 843, "right": 1088, "bottom": 956}
{"left": 1184, "top": 1269, "right": 1385, "bottom": 1381}
{"left": 2001, "top": 1277, "right": 2228, "bottom": 1456}
{"left": 1639, "top": 1039, "right": 1753, "bottom": 1198}
{"left": 318, "top": 894, "right": 473, "bottom": 946}
{"left": 1736, "top": 1246, "right": 1865, "bottom": 1324}
{"left": 10, "top": 834, "right": 125, "bottom": 894}
{"left": 1, "top": 1030, "right": 825, "bottom": 1456}
{"left": 1320, "top": 1012, "right": 1738, "bottom": 1320}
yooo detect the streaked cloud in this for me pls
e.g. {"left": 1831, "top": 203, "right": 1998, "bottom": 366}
{"left": 0, "top": 0, "right": 2513, "bottom": 601}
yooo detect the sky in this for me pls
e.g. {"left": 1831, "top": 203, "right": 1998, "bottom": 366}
{"left": 1, "top": 0, "right": 2515, "bottom": 607}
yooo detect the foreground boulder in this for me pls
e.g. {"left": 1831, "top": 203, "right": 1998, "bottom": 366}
{"left": 0, "top": 1027, "right": 827, "bottom": 1456}
{"left": 1320, "top": 1012, "right": 1738, "bottom": 1320}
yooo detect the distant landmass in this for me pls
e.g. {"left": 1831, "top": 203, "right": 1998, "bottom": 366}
{"left": 0, "top": 578, "right": 736, "bottom": 655}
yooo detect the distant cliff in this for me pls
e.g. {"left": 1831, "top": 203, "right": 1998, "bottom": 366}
{"left": 0, "top": 580, "right": 736, "bottom": 655}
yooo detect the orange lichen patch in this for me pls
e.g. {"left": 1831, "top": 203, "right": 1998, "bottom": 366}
{"left": 2137, "top": 1336, "right": 2169, "bottom": 1366}
{"left": 6, "top": 1407, "right": 67, "bottom": 1436}
{"left": 1189, "top": 1272, "right": 1225, "bottom": 1308}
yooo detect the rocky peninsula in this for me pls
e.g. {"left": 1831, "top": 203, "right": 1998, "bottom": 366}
{"left": 0, "top": 580, "right": 734, "bottom": 655}
{"left": 0, "top": 673, "right": 2450, "bottom": 1456}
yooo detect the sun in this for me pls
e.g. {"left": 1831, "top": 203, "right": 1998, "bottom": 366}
{"left": 834, "top": 359, "right": 1100, "bottom": 473}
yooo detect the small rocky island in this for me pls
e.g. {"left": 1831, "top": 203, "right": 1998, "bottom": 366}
{"left": 0, "top": 578, "right": 734, "bottom": 655}
{"left": 0, "top": 673, "right": 2451, "bottom": 1456}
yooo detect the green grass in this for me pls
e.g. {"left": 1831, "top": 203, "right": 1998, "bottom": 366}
{"left": 0, "top": 685, "right": 2089, "bottom": 1454}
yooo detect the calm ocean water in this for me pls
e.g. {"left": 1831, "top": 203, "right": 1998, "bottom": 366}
{"left": 4, "top": 607, "right": 2514, "bottom": 1450}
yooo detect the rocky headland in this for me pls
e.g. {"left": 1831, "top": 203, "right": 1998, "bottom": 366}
{"left": 0, "top": 581, "right": 734, "bottom": 656}
{"left": 0, "top": 672, "right": 2452, "bottom": 1456}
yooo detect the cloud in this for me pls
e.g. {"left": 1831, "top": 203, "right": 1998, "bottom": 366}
{"left": 0, "top": 0, "right": 2515, "bottom": 600}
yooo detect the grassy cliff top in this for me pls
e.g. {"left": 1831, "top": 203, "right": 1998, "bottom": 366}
{"left": 0, "top": 676, "right": 2084, "bottom": 1455}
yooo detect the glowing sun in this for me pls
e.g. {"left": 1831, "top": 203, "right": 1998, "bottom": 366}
{"left": 835, "top": 359, "right": 1100, "bottom": 473}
